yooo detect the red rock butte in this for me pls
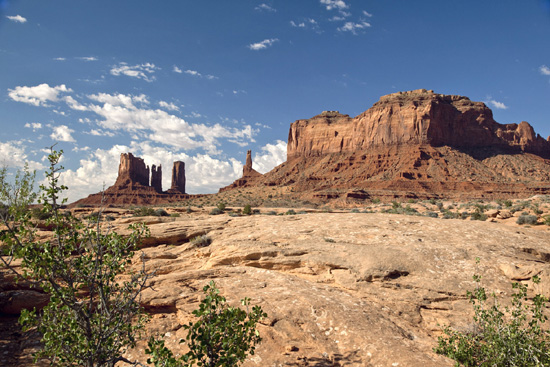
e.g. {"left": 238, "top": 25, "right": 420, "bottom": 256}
{"left": 71, "top": 89, "right": 550, "bottom": 205}
{"left": 249, "top": 89, "right": 550, "bottom": 201}
{"left": 71, "top": 153, "right": 202, "bottom": 206}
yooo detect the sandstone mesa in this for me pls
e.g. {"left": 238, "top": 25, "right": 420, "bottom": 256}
{"left": 72, "top": 89, "right": 550, "bottom": 206}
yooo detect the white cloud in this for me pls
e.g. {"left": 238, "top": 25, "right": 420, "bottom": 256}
{"left": 50, "top": 125, "right": 76, "bottom": 142}
{"left": 159, "top": 101, "right": 180, "bottom": 111}
{"left": 59, "top": 145, "right": 129, "bottom": 203}
{"left": 338, "top": 21, "right": 371, "bottom": 34}
{"left": 487, "top": 99, "right": 508, "bottom": 110}
{"left": 76, "top": 56, "right": 98, "bottom": 61}
{"left": 362, "top": 10, "right": 373, "bottom": 17}
{"left": 540, "top": 65, "right": 550, "bottom": 76}
{"left": 53, "top": 57, "right": 66, "bottom": 61}
{"left": 24, "top": 122, "right": 43, "bottom": 131}
{"left": 183, "top": 69, "right": 218, "bottom": 80}
{"left": 87, "top": 129, "right": 115, "bottom": 137}
{"left": 59, "top": 142, "right": 244, "bottom": 202}
{"left": 320, "top": 0, "right": 348, "bottom": 11}
{"left": 253, "top": 140, "right": 287, "bottom": 174}
{"left": 255, "top": 3, "right": 276, "bottom": 12}
{"left": 173, "top": 66, "right": 183, "bottom": 73}
{"left": 0, "top": 140, "right": 45, "bottom": 170}
{"left": 110, "top": 62, "right": 159, "bottom": 82}
{"left": 291, "top": 21, "right": 306, "bottom": 28}
{"left": 85, "top": 92, "right": 255, "bottom": 154}
{"left": 64, "top": 96, "right": 88, "bottom": 111}
{"left": 248, "top": 38, "right": 279, "bottom": 50}
{"left": 8, "top": 83, "right": 72, "bottom": 107}
{"left": 6, "top": 15, "right": 27, "bottom": 23}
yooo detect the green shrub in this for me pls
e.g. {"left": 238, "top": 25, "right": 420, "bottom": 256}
{"left": 435, "top": 263, "right": 550, "bottom": 366}
{"left": 31, "top": 206, "right": 52, "bottom": 220}
{"left": 146, "top": 281, "right": 266, "bottom": 367}
{"left": 2, "top": 149, "right": 152, "bottom": 367}
{"left": 517, "top": 214, "right": 538, "bottom": 225}
{"left": 285, "top": 209, "right": 296, "bottom": 215}
{"left": 243, "top": 204, "right": 252, "bottom": 215}
{"left": 133, "top": 206, "right": 156, "bottom": 217}
{"left": 425, "top": 211, "right": 438, "bottom": 218}
{"left": 470, "top": 208, "right": 487, "bottom": 221}
{"left": 209, "top": 208, "right": 223, "bottom": 215}
{"left": 371, "top": 198, "right": 381, "bottom": 204}
{"left": 216, "top": 201, "right": 226, "bottom": 211}
{"left": 170, "top": 213, "right": 181, "bottom": 217}
{"left": 190, "top": 235, "right": 212, "bottom": 248}
{"left": 154, "top": 208, "right": 170, "bottom": 217}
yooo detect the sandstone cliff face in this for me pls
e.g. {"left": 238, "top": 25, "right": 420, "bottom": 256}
{"left": 287, "top": 90, "right": 550, "bottom": 159}
{"left": 151, "top": 165, "right": 162, "bottom": 192}
{"left": 169, "top": 161, "right": 186, "bottom": 194}
{"left": 114, "top": 153, "right": 150, "bottom": 188}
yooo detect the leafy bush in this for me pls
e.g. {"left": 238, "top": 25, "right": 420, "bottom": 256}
{"left": 424, "top": 211, "right": 438, "bottom": 218}
{"left": 435, "top": 264, "right": 550, "bottom": 366}
{"left": 517, "top": 214, "right": 538, "bottom": 225}
{"left": 216, "top": 201, "right": 226, "bottom": 211}
{"left": 1, "top": 149, "right": 152, "bottom": 367}
{"left": 31, "top": 206, "right": 52, "bottom": 220}
{"left": 285, "top": 209, "right": 297, "bottom": 215}
{"left": 243, "top": 204, "right": 252, "bottom": 215}
{"left": 146, "top": 281, "right": 266, "bottom": 367}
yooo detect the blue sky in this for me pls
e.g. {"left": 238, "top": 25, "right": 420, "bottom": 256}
{"left": 1, "top": 0, "right": 550, "bottom": 202}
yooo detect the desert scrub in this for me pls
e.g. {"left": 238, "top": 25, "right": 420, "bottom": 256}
{"left": 424, "top": 211, "right": 438, "bottom": 218}
{"left": 209, "top": 207, "right": 223, "bottom": 215}
{"left": 133, "top": 206, "right": 156, "bottom": 217}
{"left": 189, "top": 235, "right": 212, "bottom": 248}
{"left": 435, "top": 262, "right": 550, "bottom": 366}
{"left": 242, "top": 204, "right": 252, "bottom": 215}
{"left": 517, "top": 214, "right": 538, "bottom": 225}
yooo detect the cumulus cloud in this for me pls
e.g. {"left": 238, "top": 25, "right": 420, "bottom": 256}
{"left": 338, "top": 21, "right": 371, "bottom": 34}
{"left": 159, "top": 101, "right": 180, "bottom": 111}
{"left": 487, "top": 99, "right": 508, "bottom": 110}
{"left": 110, "top": 62, "right": 159, "bottom": 82}
{"left": 8, "top": 83, "right": 72, "bottom": 107}
{"left": 540, "top": 65, "right": 550, "bottom": 76}
{"left": 59, "top": 142, "right": 243, "bottom": 202}
{"left": 253, "top": 140, "right": 287, "bottom": 173}
{"left": 320, "top": 0, "right": 348, "bottom": 11}
{"left": 64, "top": 96, "right": 88, "bottom": 111}
{"left": 50, "top": 125, "right": 76, "bottom": 142}
{"left": 0, "top": 140, "right": 45, "bottom": 170}
{"left": 85, "top": 92, "right": 255, "bottom": 154}
{"left": 248, "top": 38, "right": 279, "bottom": 50}
{"left": 6, "top": 15, "right": 27, "bottom": 23}
{"left": 24, "top": 122, "right": 43, "bottom": 131}
{"left": 255, "top": 3, "right": 276, "bottom": 12}
{"left": 173, "top": 66, "right": 183, "bottom": 73}
{"left": 59, "top": 145, "right": 129, "bottom": 203}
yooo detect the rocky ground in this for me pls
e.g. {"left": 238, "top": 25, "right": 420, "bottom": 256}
{"left": 2, "top": 196, "right": 550, "bottom": 366}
